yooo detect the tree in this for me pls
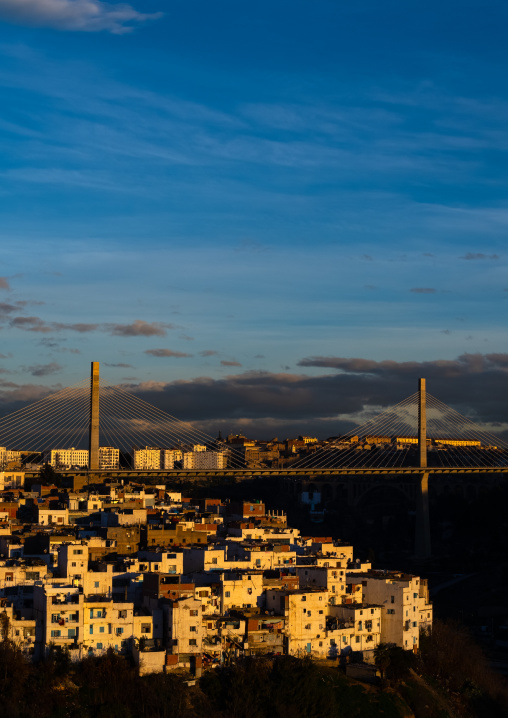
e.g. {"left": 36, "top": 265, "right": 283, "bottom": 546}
{"left": 39, "top": 463, "right": 62, "bottom": 487}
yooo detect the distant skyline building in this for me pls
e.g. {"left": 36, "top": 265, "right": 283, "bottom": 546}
{"left": 133, "top": 446, "right": 161, "bottom": 470}
{"left": 49, "top": 448, "right": 89, "bottom": 469}
{"left": 99, "top": 446, "right": 120, "bottom": 470}
{"left": 182, "top": 451, "right": 227, "bottom": 470}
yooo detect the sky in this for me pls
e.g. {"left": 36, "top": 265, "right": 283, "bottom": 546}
{"left": 1, "top": 0, "right": 508, "bottom": 439}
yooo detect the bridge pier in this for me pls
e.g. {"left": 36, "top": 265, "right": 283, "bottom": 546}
{"left": 415, "top": 471, "right": 431, "bottom": 560}
{"left": 415, "top": 378, "right": 431, "bottom": 560}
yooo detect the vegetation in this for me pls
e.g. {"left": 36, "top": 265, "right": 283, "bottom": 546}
{"left": 0, "top": 621, "right": 507, "bottom": 717}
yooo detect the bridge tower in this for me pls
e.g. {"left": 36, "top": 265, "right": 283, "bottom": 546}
{"left": 415, "top": 378, "right": 431, "bottom": 560}
{"left": 88, "top": 361, "right": 100, "bottom": 471}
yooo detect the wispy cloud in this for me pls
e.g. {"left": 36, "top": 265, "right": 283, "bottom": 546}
{"left": 145, "top": 349, "right": 193, "bottom": 358}
{"left": 0, "top": 277, "right": 10, "bottom": 290}
{"left": 460, "top": 252, "right": 500, "bottom": 260}
{"left": 410, "top": 287, "right": 436, "bottom": 294}
{"left": 107, "top": 320, "right": 173, "bottom": 338}
{"left": 10, "top": 316, "right": 52, "bottom": 333}
{"left": 199, "top": 350, "right": 218, "bottom": 357}
{"left": 0, "top": 0, "right": 162, "bottom": 34}
{"left": 24, "top": 362, "right": 63, "bottom": 377}
{"left": 9, "top": 316, "right": 173, "bottom": 337}
{"left": 221, "top": 360, "right": 242, "bottom": 367}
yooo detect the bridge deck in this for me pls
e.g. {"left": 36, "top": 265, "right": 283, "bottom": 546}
{"left": 24, "top": 466, "right": 508, "bottom": 480}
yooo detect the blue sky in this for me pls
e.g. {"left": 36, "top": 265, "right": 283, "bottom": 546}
{"left": 1, "top": 0, "right": 508, "bottom": 435}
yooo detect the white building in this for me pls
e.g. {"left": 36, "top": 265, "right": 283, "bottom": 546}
{"left": 0, "top": 471, "right": 24, "bottom": 491}
{"left": 348, "top": 571, "right": 432, "bottom": 651}
{"left": 182, "top": 451, "right": 227, "bottom": 470}
{"left": 133, "top": 447, "right": 161, "bottom": 470}
{"left": 99, "top": 446, "right": 120, "bottom": 470}
{"left": 49, "top": 448, "right": 89, "bottom": 469}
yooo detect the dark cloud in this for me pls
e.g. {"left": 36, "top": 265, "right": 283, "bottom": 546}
{"left": 108, "top": 320, "right": 174, "bottom": 337}
{"left": 410, "top": 288, "right": 436, "bottom": 294}
{"left": 145, "top": 349, "right": 193, "bottom": 358}
{"left": 117, "top": 354, "right": 508, "bottom": 437}
{"left": 104, "top": 363, "right": 134, "bottom": 368}
{"left": 24, "top": 362, "right": 63, "bottom": 377}
{"left": 361, "top": 254, "right": 373, "bottom": 261}
{"left": 199, "top": 350, "right": 218, "bottom": 357}
{"left": 423, "top": 253, "right": 435, "bottom": 257}
{"left": 221, "top": 361, "right": 242, "bottom": 367}
{"left": 440, "top": 329, "right": 452, "bottom": 335}
{"left": 0, "top": 278, "right": 9, "bottom": 290}
{"left": 460, "top": 253, "right": 500, "bottom": 260}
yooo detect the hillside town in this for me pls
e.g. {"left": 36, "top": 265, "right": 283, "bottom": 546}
{"left": 0, "top": 467, "right": 432, "bottom": 676}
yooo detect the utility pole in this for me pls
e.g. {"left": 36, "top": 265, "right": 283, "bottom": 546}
{"left": 88, "top": 361, "right": 100, "bottom": 472}
{"left": 415, "top": 378, "right": 431, "bottom": 560}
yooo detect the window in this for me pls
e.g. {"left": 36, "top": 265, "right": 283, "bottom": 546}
{"left": 94, "top": 582, "right": 99, "bottom": 588}
{"left": 189, "top": 639, "right": 197, "bottom": 646}
{"left": 356, "top": 636, "right": 361, "bottom": 643}
{"left": 211, "top": 558, "right": 218, "bottom": 565}
{"left": 97, "top": 643, "right": 103, "bottom": 649}
{"left": 68, "top": 629, "right": 76, "bottom": 638}
{"left": 387, "top": 609, "right": 395, "bottom": 615}
{"left": 301, "top": 596, "right": 306, "bottom": 602}
{"left": 51, "top": 614, "right": 60, "bottom": 623}
{"left": 225, "top": 592, "right": 230, "bottom": 598}
{"left": 51, "top": 630, "right": 61, "bottom": 638}
{"left": 141, "top": 624, "right": 150, "bottom": 634}
{"left": 390, "top": 596, "right": 395, "bottom": 603}
{"left": 100, "top": 626, "right": 105, "bottom": 633}
{"left": 116, "top": 628, "right": 124, "bottom": 635}
{"left": 190, "top": 610, "right": 198, "bottom": 617}
{"left": 190, "top": 626, "right": 197, "bottom": 632}
{"left": 89, "top": 626, "right": 93, "bottom": 635}
{"left": 73, "top": 549, "right": 83, "bottom": 555}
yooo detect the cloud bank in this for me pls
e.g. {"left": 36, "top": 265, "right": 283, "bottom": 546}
{"left": 1, "top": 354, "right": 508, "bottom": 439}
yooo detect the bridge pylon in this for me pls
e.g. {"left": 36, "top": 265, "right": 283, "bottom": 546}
{"left": 88, "top": 361, "right": 100, "bottom": 471}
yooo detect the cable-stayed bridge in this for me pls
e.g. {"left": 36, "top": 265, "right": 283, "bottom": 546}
{"left": 0, "top": 362, "right": 507, "bottom": 559}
